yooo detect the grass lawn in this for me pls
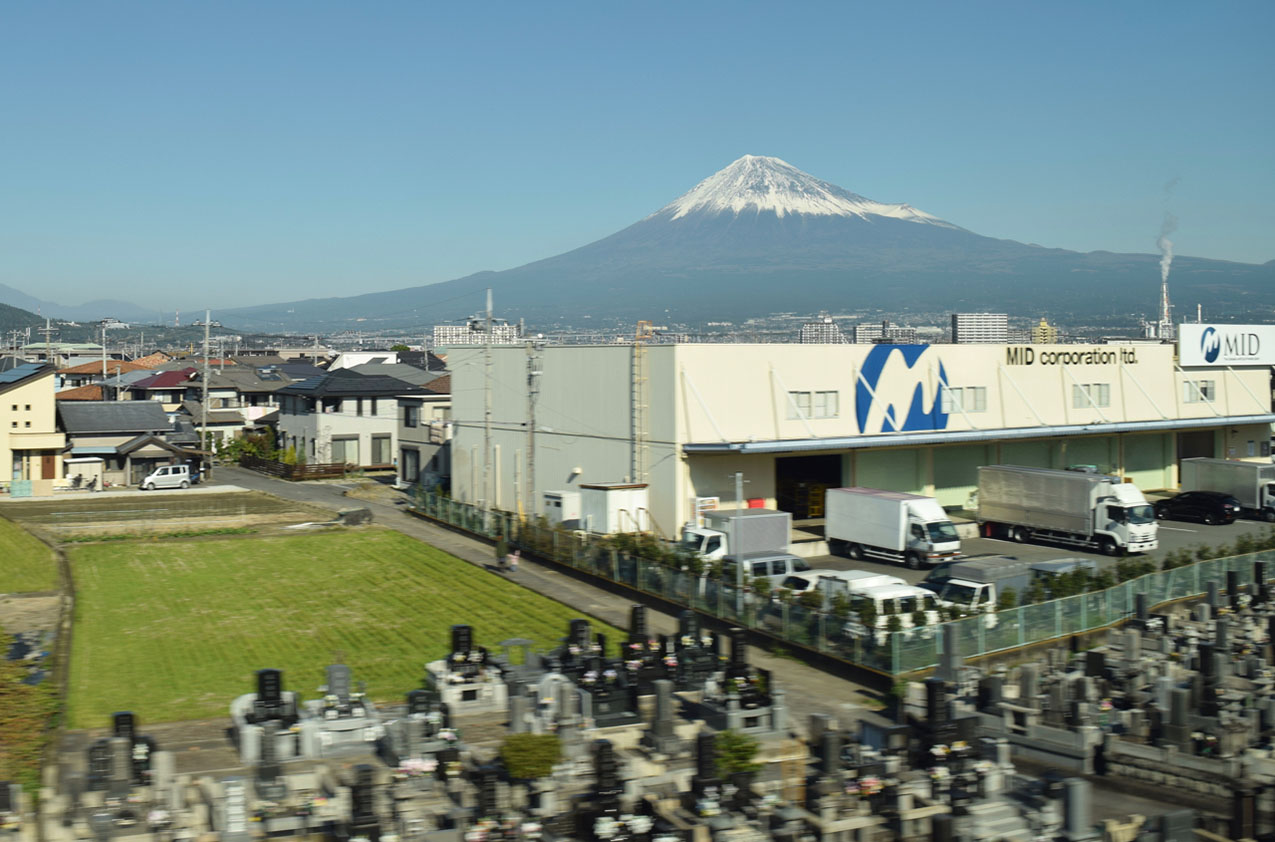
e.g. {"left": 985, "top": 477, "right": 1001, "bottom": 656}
{"left": 0, "top": 515, "right": 58, "bottom": 593}
{"left": 67, "top": 528, "right": 622, "bottom": 727}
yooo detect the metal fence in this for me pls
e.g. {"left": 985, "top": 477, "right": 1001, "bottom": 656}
{"left": 410, "top": 490, "right": 1274, "bottom": 676}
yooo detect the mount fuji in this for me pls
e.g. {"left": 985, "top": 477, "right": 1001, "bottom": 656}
{"left": 222, "top": 155, "right": 1275, "bottom": 331}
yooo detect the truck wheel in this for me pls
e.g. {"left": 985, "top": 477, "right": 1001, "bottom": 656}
{"left": 904, "top": 552, "right": 922, "bottom": 570}
{"left": 1011, "top": 526, "right": 1028, "bottom": 543}
{"left": 847, "top": 543, "right": 863, "bottom": 561}
{"left": 1264, "top": 509, "right": 1275, "bottom": 523}
{"left": 1100, "top": 537, "right": 1120, "bottom": 557}
{"left": 828, "top": 539, "right": 846, "bottom": 556}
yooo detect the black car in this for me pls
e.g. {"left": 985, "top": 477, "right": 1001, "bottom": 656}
{"left": 1153, "top": 491, "right": 1241, "bottom": 525}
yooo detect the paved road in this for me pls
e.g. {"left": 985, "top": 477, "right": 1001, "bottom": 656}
{"left": 803, "top": 514, "right": 1275, "bottom": 585}
{"left": 210, "top": 467, "right": 884, "bottom": 734}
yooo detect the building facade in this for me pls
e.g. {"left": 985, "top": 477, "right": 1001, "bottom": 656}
{"left": 447, "top": 340, "right": 1274, "bottom": 533}
{"left": 276, "top": 369, "right": 425, "bottom": 468}
{"left": 1, "top": 363, "right": 66, "bottom": 492}
{"left": 951, "top": 313, "right": 1009, "bottom": 344}
{"left": 799, "top": 314, "right": 847, "bottom": 344}
{"left": 397, "top": 375, "right": 453, "bottom": 490}
{"left": 432, "top": 317, "right": 522, "bottom": 348}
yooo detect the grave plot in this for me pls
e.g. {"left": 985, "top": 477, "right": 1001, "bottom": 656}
{"left": 65, "top": 527, "right": 623, "bottom": 727}
{"left": 0, "top": 490, "right": 332, "bottom": 540}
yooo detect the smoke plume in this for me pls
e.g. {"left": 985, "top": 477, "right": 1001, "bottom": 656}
{"left": 1158, "top": 212, "right": 1177, "bottom": 283}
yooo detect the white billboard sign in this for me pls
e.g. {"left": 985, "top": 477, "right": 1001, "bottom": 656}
{"left": 1179, "top": 324, "right": 1275, "bottom": 366}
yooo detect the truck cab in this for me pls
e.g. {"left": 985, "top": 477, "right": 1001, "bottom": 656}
{"left": 906, "top": 517, "right": 962, "bottom": 563}
{"left": 680, "top": 526, "right": 726, "bottom": 560}
{"left": 1100, "top": 484, "right": 1158, "bottom": 553}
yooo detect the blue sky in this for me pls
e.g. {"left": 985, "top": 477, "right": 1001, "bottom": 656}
{"left": 1, "top": 1, "right": 1271, "bottom": 311}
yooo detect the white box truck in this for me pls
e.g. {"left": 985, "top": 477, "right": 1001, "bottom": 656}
{"left": 977, "top": 466, "right": 1158, "bottom": 555}
{"left": 680, "top": 508, "right": 791, "bottom": 561}
{"left": 1180, "top": 458, "right": 1275, "bottom": 522}
{"left": 824, "top": 487, "right": 961, "bottom": 569}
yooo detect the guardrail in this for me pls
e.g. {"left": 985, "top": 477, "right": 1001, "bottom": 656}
{"left": 408, "top": 489, "right": 1274, "bottom": 676}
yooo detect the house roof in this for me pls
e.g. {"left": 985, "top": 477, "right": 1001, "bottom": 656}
{"left": 56, "top": 385, "right": 105, "bottom": 401}
{"left": 130, "top": 352, "right": 171, "bottom": 368}
{"left": 422, "top": 374, "right": 451, "bottom": 395}
{"left": 57, "top": 400, "right": 171, "bottom": 434}
{"left": 101, "top": 370, "right": 155, "bottom": 389}
{"left": 0, "top": 362, "right": 53, "bottom": 394}
{"left": 116, "top": 433, "right": 201, "bottom": 457}
{"left": 187, "top": 367, "right": 292, "bottom": 393}
{"left": 278, "top": 367, "right": 427, "bottom": 398}
{"left": 280, "top": 362, "right": 325, "bottom": 379}
{"left": 0, "top": 356, "right": 32, "bottom": 373}
{"left": 59, "top": 360, "right": 149, "bottom": 376}
{"left": 348, "top": 362, "right": 444, "bottom": 388}
{"left": 181, "top": 400, "right": 246, "bottom": 425}
{"left": 129, "top": 368, "right": 198, "bottom": 390}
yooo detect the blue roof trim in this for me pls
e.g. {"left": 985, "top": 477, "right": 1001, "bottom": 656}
{"left": 683, "top": 414, "right": 1275, "bottom": 455}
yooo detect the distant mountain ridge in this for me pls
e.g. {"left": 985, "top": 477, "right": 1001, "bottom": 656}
{"left": 0, "top": 283, "right": 161, "bottom": 323}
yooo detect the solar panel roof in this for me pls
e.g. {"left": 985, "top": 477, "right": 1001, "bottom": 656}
{"left": 0, "top": 363, "right": 48, "bottom": 385}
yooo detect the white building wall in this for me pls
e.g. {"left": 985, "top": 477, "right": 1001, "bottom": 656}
{"left": 277, "top": 398, "right": 402, "bottom": 466}
{"left": 450, "top": 342, "right": 1273, "bottom": 533}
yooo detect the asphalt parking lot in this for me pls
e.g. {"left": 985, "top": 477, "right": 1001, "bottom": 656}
{"left": 802, "top": 512, "right": 1275, "bottom": 585}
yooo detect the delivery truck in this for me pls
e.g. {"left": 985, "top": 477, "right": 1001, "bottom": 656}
{"left": 1179, "top": 458, "right": 1275, "bottom": 522}
{"left": 824, "top": 487, "right": 961, "bottom": 569}
{"left": 919, "top": 555, "right": 1098, "bottom": 613}
{"left": 680, "top": 508, "right": 791, "bottom": 561}
{"left": 977, "top": 465, "right": 1158, "bottom": 555}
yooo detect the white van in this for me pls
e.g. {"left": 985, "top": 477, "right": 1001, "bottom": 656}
{"left": 140, "top": 464, "right": 192, "bottom": 491}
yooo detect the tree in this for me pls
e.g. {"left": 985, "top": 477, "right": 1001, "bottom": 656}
{"left": 390, "top": 344, "right": 411, "bottom": 352}
{"left": 500, "top": 733, "right": 562, "bottom": 780}
{"left": 714, "top": 729, "right": 761, "bottom": 778}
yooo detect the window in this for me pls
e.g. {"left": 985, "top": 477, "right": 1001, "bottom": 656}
{"left": 372, "top": 435, "right": 392, "bottom": 465}
{"left": 369, "top": 398, "right": 378, "bottom": 416}
{"left": 787, "top": 390, "right": 839, "bottom": 419}
{"left": 1072, "top": 383, "right": 1111, "bottom": 409}
{"left": 404, "top": 404, "right": 419, "bottom": 428}
{"left": 941, "top": 385, "right": 987, "bottom": 413}
{"left": 1183, "top": 380, "right": 1215, "bottom": 403}
{"left": 24, "top": 421, "right": 30, "bottom": 427}
{"left": 24, "top": 405, "right": 30, "bottom": 411}
{"left": 787, "top": 391, "right": 811, "bottom": 419}
{"left": 331, "top": 436, "right": 359, "bottom": 465}
{"left": 356, "top": 398, "right": 364, "bottom": 417}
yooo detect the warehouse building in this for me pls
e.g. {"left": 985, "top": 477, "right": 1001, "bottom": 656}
{"left": 447, "top": 332, "right": 1274, "bottom": 535}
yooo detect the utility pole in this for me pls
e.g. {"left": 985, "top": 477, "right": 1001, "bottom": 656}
{"left": 482, "top": 288, "right": 493, "bottom": 512}
{"left": 202, "top": 310, "right": 211, "bottom": 472}
{"left": 526, "top": 339, "right": 543, "bottom": 518}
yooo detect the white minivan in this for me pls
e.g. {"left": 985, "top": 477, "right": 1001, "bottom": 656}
{"left": 140, "top": 464, "right": 192, "bottom": 490}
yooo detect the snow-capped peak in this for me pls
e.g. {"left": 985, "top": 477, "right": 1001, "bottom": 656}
{"left": 655, "top": 154, "right": 957, "bottom": 227}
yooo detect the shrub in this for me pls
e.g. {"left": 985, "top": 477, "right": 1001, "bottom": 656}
{"left": 714, "top": 730, "right": 761, "bottom": 777}
{"left": 797, "top": 590, "right": 823, "bottom": 611}
{"left": 500, "top": 733, "right": 562, "bottom": 780}
{"left": 885, "top": 614, "right": 903, "bottom": 633}
{"left": 997, "top": 587, "right": 1018, "bottom": 611}
{"left": 751, "top": 576, "right": 773, "bottom": 601}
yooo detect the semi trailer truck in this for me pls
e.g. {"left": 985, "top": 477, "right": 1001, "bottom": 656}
{"left": 825, "top": 487, "right": 961, "bottom": 569}
{"left": 1180, "top": 458, "right": 1275, "bottom": 522}
{"left": 977, "top": 465, "right": 1158, "bottom": 555}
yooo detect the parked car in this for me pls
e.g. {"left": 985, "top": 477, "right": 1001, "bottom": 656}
{"left": 1153, "top": 491, "right": 1241, "bottom": 525}
{"left": 721, "top": 552, "right": 812, "bottom": 586}
{"left": 140, "top": 464, "right": 192, "bottom": 491}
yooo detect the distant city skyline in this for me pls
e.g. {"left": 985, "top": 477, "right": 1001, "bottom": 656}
{"left": 1, "top": 1, "right": 1272, "bottom": 310}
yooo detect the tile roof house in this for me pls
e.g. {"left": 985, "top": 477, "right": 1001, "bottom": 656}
{"left": 57, "top": 359, "right": 152, "bottom": 390}
{"left": 57, "top": 400, "right": 200, "bottom": 487}
{"left": 55, "top": 384, "right": 104, "bottom": 401}
{"left": 122, "top": 368, "right": 198, "bottom": 406}
{"left": 276, "top": 368, "right": 427, "bottom": 469}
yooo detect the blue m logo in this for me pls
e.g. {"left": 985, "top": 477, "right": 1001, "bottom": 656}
{"left": 855, "top": 344, "right": 950, "bottom": 433}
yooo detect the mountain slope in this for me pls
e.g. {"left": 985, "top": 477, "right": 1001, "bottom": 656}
{"left": 221, "top": 155, "right": 1275, "bottom": 331}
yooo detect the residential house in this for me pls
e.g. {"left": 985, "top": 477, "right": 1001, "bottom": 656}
{"left": 122, "top": 368, "right": 198, "bottom": 407}
{"left": 57, "top": 359, "right": 152, "bottom": 391}
{"left": 57, "top": 401, "right": 201, "bottom": 487}
{"left": 397, "top": 374, "right": 452, "bottom": 490}
{"left": 276, "top": 369, "right": 427, "bottom": 468}
{"left": 1, "top": 363, "right": 67, "bottom": 493}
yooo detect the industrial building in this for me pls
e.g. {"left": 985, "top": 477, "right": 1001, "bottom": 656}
{"left": 447, "top": 334, "right": 1274, "bottom": 536}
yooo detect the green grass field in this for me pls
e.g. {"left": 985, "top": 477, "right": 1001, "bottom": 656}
{"left": 67, "top": 528, "right": 622, "bottom": 727}
{"left": 0, "top": 515, "right": 59, "bottom": 593}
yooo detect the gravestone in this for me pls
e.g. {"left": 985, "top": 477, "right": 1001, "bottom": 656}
{"left": 425, "top": 624, "right": 508, "bottom": 715}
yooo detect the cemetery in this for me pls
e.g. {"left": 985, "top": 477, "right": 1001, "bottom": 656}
{"left": 10, "top": 578, "right": 1275, "bottom": 842}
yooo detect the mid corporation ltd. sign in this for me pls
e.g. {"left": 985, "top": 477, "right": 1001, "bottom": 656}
{"left": 1178, "top": 324, "right": 1275, "bottom": 366}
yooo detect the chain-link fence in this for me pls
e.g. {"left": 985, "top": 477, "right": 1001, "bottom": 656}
{"left": 410, "top": 490, "right": 1274, "bottom": 676}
